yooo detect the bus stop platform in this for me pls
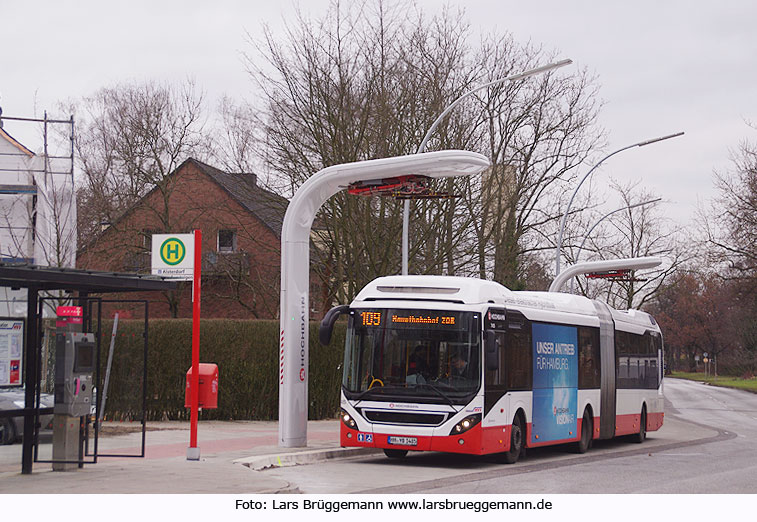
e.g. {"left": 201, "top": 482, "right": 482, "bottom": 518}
{"left": 0, "top": 419, "right": 369, "bottom": 494}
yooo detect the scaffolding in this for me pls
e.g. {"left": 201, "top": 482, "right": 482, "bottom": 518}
{"left": 0, "top": 110, "right": 77, "bottom": 318}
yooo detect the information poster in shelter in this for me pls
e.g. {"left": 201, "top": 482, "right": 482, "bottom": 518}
{"left": 531, "top": 322, "right": 578, "bottom": 444}
{"left": 0, "top": 319, "right": 24, "bottom": 386}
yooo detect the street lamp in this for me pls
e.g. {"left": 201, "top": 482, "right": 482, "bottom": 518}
{"left": 569, "top": 197, "right": 661, "bottom": 292}
{"left": 554, "top": 131, "right": 684, "bottom": 276}
{"left": 401, "top": 59, "right": 574, "bottom": 275}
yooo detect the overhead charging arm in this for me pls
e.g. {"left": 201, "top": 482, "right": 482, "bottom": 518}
{"left": 548, "top": 257, "right": 663, "bottom": 293}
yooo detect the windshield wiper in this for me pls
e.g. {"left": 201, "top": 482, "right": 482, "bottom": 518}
{"left": 414, "top": 382, "right": 460, "bottom": 411}
{"left": 344, "top": 384, "right": 402, "bottom": 408}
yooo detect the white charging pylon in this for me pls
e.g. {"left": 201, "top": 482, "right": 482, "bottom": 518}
{"left": 278, "top": 150, "right": 490, "bottom": 447}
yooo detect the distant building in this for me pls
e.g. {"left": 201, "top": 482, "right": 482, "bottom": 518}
{"left": 78, "top": 158, "right": 319, "bottom": 319}
{"left": 0, "top": 112, "right": 77, "bottom": 316}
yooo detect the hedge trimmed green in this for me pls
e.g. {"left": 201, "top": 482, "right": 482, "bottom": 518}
{"left": 95, "top": 319, "right": 345, "bottom": 421}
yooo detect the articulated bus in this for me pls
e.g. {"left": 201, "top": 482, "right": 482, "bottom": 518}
{"left": 319, "top": 275, "right": 664, "bottom": 462}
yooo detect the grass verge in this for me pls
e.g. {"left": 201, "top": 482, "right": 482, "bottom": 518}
{"left": 670, "top": 371, "right": 757, "bottom": 393}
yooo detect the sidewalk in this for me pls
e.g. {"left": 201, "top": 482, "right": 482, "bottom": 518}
{"left": 0, "top": 420, "right": 374, "bottom": 494}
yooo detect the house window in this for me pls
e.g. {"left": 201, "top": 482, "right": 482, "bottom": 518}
{"left": 142, "top": 229, "right": 158, "bottom": 249}
{"left": 218, "top": 229, "right": 237, "bottom": 253}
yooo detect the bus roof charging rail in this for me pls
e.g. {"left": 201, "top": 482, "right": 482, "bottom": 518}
{"left": 548, "top": 256, "right": 663, "bottom": 293}
{"left": 278, "top": 150, "right": 490, "bottom": 448}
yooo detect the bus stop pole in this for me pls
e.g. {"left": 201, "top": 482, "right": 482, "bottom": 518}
{"left": 187, "top": 230, "right": 202, "bottom": 460}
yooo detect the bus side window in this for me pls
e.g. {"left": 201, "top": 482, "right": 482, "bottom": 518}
{"left": 578, "top": 326, "right": 601, "bottom": 389}
{"left": 616, "top": 330, "right": 658, "bottom": 389}
{"left": 615, "top": 330, "right": 630, "bottom": 388}
{"left": 506, "top": 321, "right": 532, "bottom": 391}
{"left": 647, "top": 332, "right": 662, "bottom": 389}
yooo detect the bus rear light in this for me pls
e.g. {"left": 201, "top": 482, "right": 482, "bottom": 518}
{"left": 341, "top": 409, "right": 358, "bottom": 430}
{"left": 449, "top": 414, "right": 481, "bottom": 436}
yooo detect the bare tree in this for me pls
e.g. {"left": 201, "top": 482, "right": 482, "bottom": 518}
{"left": 247, "top": 0, "right": 604, "bottom": 304}
{"left": 569, "top": 180, "right": 688, "bottom": 309}
{"left": 73, "top": 79, "right": 211, "bottom": 247}
{"left": 71, "top": 80, "right": 212, "bottom": 316}
{"left": 706, "top": 125, "right": 757, "bottom": 283}
{"left": 702, "top": 124, "right": 757, "bottom": 373}
{"left": 455, "top": 36, "right": 603, "bottom": 289}
{"left": 246, "top": 1, "right": 477, "bottom": 302}
{"left": 211, "top": 96, "right": 263, "bottom": 177}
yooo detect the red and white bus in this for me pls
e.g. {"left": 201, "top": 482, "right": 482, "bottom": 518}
{"left": 320, "top": 275, "right": 664, "bottom": 462}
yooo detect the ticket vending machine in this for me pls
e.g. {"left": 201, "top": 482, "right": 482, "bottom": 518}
{"left": 54, "top": 333, "right": 96, "bottom": 417}
{"left": 53, "top": 305, "right": 94, "bottom": 471}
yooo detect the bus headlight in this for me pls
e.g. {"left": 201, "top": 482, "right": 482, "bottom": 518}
{"left": 449, "top": 414, "right": 481, "bottom": 436}
{"left": 341, "top": 409, "right": 358, "bottom": 430}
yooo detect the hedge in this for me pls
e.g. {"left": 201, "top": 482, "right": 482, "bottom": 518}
{"left": 91, "top": 319, "right": 346, "bottom": 421}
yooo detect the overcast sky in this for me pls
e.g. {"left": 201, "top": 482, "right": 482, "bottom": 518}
{"left": 2, "top": 0, "right": 755, "bottom": 226}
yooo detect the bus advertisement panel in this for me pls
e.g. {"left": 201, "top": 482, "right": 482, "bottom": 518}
{"left": 531, "top": 323, "right": 578, "bottom": 444}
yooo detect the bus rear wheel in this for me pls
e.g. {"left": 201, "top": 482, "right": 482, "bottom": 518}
{"left": 573, "top": 411, "right": 593, "bottom": 453}
{"left": 633, "top": 407, "right": 647, "bottom": 443}
{"left": 501, "top": 414, "right": 524, "bottom": 464}
{"left": 383, "top": 449, "right": 408, "bottom": 459}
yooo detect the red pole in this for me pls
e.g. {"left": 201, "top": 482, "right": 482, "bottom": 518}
{"left": 188, "top": 229, "right": 202, "bottom": 459}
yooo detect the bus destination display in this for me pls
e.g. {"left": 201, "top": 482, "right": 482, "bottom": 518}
{"left": 359, "top": 310, "right": 461, "bottom": 329}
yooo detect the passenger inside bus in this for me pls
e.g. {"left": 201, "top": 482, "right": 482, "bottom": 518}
{"left": 406, "top": 345, "right": 428, "bottom": 384}
{"left": 450, "top": 351, "right": 468, "bottom": 378}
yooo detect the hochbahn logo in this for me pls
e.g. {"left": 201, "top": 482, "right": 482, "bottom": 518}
{"left": 160, "top": 237, "right": 186, "bottom": 266}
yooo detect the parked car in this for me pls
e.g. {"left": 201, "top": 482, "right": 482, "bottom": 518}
{"left": 0, "top": 387, "right": 54, "bottom": 445}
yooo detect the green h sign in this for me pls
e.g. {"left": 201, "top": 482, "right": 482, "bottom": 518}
{"left": 160, "top": 237, "right": 186, "bottom": 265}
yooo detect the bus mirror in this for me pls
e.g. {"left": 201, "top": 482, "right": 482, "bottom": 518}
{"left": 485, "top": 330, "right": 498, "bottom": 371}
{"left": 319, "top": 305, "right": 350, "bottom": 346}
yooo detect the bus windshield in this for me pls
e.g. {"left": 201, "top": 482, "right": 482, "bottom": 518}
{"left": 342, "top": 308, "right": 481, "bottom": 404}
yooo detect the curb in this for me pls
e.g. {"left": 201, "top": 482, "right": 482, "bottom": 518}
{"left": 235, "top": 446, "right": 381, "bottom": 471}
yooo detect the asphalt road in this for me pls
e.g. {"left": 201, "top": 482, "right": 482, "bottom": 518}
{"left": 266, "top": 378, "right": 757, "bottom": 494}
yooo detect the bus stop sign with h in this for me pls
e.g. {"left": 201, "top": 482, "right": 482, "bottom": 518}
{"left": 151, "top": 231, "right": 216, "bottom": 460}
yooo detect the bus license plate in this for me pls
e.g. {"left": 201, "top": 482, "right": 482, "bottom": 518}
{"left": 387, "top": 436, "right": 417, "bottom": 446}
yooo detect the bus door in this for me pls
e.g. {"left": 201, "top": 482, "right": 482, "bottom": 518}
{"left": 483, "top": 308, "right": 507, "bottom": 416}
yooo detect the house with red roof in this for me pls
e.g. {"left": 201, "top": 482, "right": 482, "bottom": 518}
{"left": 77, "top": 157, "right": 320, "bottom": 319}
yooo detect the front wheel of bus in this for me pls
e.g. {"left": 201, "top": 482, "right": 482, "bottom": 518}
{"left": 502, "top": 414, "right": 524, "bottom": 464}
{"left": 384, "top": 449, "right": 408, "bottom": 459}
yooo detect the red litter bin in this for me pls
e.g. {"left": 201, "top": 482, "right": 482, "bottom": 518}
{"left": 185, "top": 363, "right": 219, "bottom": 409}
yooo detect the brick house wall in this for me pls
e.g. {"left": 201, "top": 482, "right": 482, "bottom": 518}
{"left": 77, "top": 158, "right": 304, "bottom": 319}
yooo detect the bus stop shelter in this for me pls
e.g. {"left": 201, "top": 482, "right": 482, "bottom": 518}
{"left": 0, "top": 262, "right": 178, "bottom": 473}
